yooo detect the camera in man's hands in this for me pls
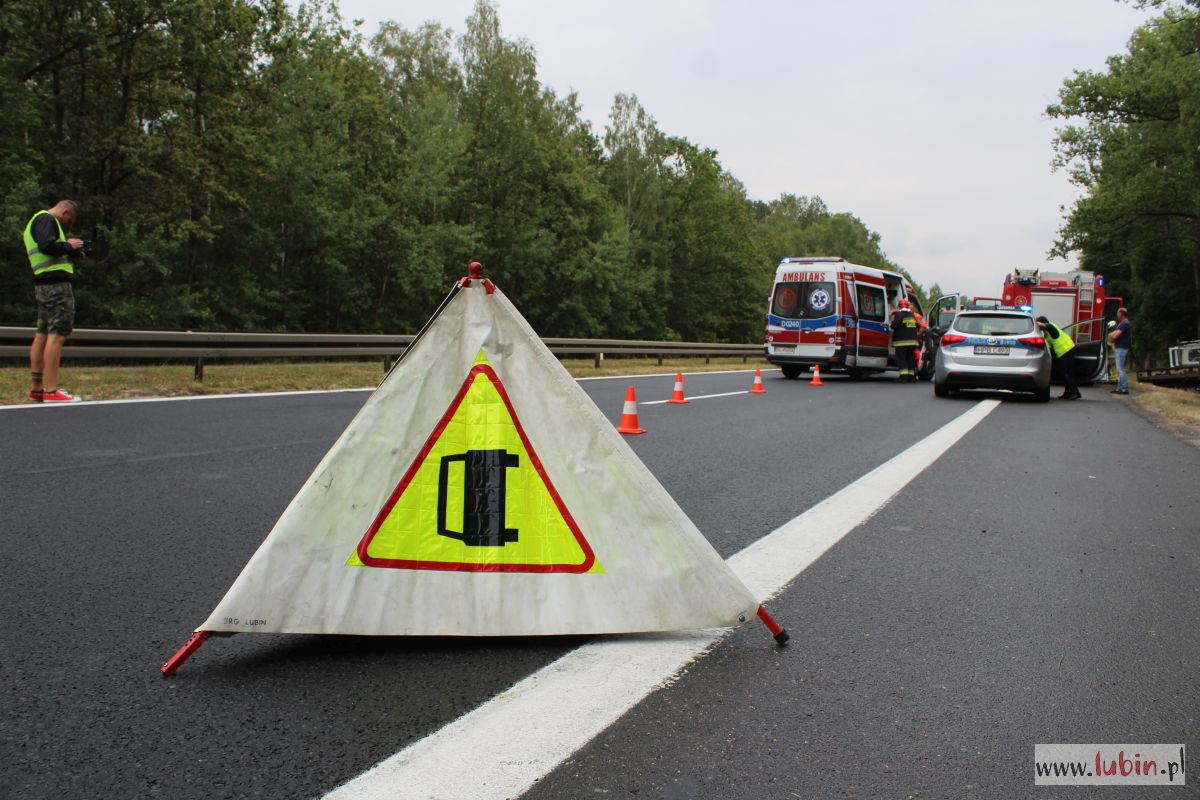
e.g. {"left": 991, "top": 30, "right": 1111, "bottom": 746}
{"left": 81, "top": 240, "right": 94, "bottom": 256}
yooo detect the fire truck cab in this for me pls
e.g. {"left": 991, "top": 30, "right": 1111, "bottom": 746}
{"left": 764, "top": 257, "right": 924, "bottom": 380}
{"left": 927, "top": 267, "right": 1119, "bottom": 386}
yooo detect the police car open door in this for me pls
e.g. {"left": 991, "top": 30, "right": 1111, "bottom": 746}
{"left": 1065, "top": 317, "right": 1109, "bottom": 385}
{"left": 926, "top": 293, "right": 962, "bottom": 366}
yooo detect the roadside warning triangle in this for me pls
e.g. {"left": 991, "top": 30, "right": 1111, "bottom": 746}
{"left": 189, "top": 269, "right": 759, "bottom": 639}
{"left": 348, "top": 351, "right": 599, "bottom": 573}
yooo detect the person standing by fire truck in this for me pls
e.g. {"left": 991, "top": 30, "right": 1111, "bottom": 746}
{"left": 1036, "top": 316, "right": 1081, "bottom": 400}
{"left": 1107, "top": 307, "right": 1132, "bottom": 395}
{"left": 890, "top": 298, "right": 920, "bottom": 382}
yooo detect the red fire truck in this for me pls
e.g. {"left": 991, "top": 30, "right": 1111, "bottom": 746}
{"left": 999, "top": 268, "right": 1121, "bottom": 344}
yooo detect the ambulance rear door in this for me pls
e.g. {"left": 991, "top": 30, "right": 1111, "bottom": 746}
{"left": 767, "top": 269, "right": 840, "bottom": 364}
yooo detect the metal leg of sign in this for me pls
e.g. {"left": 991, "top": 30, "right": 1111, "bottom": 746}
{"left": 161, "top": 630, "right": 212, "bottom": 676}
{"left": 756, "top": 605, "right": 790, "bottom": 646}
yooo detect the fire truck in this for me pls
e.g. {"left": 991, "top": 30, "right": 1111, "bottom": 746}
{"left": 925, "top": 268, "right": 1121, "bottom": 386}
{"left": 1000, "top": 268, "right": 1120, "bottom": 344}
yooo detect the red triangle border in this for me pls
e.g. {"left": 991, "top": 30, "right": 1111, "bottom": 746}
{"left": 354, "top": 363, "right": 597, "bottom": 573}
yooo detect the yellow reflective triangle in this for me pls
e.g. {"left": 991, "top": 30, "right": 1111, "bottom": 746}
{"left": 349, "top": 352, "right": 601, "bottom": 573}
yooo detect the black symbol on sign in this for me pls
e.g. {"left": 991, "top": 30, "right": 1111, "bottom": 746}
{"left": 438, "top": 449, "right": 519, "bottom": 546}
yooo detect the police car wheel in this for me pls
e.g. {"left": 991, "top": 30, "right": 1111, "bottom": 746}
{"left": 934, "top": 382, "right": 950, "bottom": 398}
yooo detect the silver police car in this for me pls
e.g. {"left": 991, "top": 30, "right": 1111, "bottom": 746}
{"left": 933, "top": 309, "right": 1051, "bottom": 401}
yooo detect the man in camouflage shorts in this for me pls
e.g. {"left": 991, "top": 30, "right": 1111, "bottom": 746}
{"left": 24, "top": 200, "right": 86, "bottom": 402}
{"left": 36, "top": 283, "right": 75, "bottom": 336}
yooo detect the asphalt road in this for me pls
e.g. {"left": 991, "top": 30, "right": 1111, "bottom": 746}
{"left": 1, "top": 371, "right": 1196, "bottom": 799}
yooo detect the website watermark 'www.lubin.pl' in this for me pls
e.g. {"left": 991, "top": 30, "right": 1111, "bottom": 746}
{"left": 1034, "top": 744, "right": 1186, "bottom": 786}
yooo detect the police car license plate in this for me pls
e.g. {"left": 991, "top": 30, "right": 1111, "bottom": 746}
{"left": 773, "top": 345, "right": 796, "bottom": 354}
{"left": 974, "top": 345, "right": 1009, "bottom": 355}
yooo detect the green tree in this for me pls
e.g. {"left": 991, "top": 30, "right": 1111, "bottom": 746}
{"left": 1049, "top": 6, "right": 1200, "bottom": 359}
{"left": 0, "top": 0, "right": 912, "bottom": 348}
{"left": 454, "top": 0, "right": 620, "bottom": 337}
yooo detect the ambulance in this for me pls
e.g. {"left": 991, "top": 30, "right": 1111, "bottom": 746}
{"left": 763, "top": 257, "right": 925, "bottom": 380}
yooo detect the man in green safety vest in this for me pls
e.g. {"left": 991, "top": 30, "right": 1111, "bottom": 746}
{"left": 23, "top": 200, "right": 87, "bottom": 402}
{"left": 1036, "top": 316, "right": 1081, "bottom": 401}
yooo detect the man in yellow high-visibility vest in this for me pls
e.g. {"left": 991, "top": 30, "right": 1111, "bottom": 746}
{"left": 23, "top": 200, "right": 87, "bottom": 402}
{"left": 1036, "top": 316, "right": 1081, "bottom": 401}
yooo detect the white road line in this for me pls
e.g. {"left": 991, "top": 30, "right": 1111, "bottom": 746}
{"left": 0, "top": 369, "right": 775, "bottom": 410}
{"left": 0, "top": 387, "right": 374, "bottom": 411}
{"left": 641, "top": 389, "right": 749, "bottom": 405}
{"left": 577, "top": 367, "right": 772, "bottom": 382}
{"left": 322, "top": 398, "right": 1002, "bottom": 800}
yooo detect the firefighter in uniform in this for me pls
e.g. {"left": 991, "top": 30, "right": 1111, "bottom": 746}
{"left": 890, "top": 298, "right": 920, "bottom": 382}
{"left": 1036, "top": 316, "right": 1081, "bottom": 400}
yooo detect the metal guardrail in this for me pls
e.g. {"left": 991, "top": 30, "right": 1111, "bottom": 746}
{"left": 1137, "top": 365, "right": 1200, "bottom": 388}
{"left": 0, "top": 326, "right": 762, "bottom": 379}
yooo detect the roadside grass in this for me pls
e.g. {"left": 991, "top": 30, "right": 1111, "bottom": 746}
{"left": 0, "top": 356, "right": 765, "bottom": 405}
{"left": 1131, "top": 378, "right": 1200, "bottom": 430}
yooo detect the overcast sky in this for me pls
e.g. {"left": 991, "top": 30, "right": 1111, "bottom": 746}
{"left": 336, "top": 0, "right": 1153, "bottom": 298}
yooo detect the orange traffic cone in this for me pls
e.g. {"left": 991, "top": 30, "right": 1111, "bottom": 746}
{"left": 750, "top": 368, "right": 766, "bottom": 394}
{"left": 809, "top": 365, "right": 823, "bottom": 386}
{"left": 666, "top": 372, "right": 689, "bottom": 404}
{"left": 616, "top": 386, "right": 646, "bottom": 434}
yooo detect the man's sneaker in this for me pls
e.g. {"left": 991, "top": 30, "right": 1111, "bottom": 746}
{"left": 41, "top": 389, "right": 79, "bottom": 403}
{"left": 28, "top": 389, "right": 43, "bottom": 402}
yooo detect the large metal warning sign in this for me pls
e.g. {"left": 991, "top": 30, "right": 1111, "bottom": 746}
{"left": 350, "top": 353, "right": 598, "bottom": 573}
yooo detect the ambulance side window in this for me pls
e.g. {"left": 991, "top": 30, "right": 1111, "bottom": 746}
{"left": 907, "top": 293, "right": 924, "bottom": 317}
{"left": 885, "top": 278, "right": 903, "bottom": 308}
{"left": 856, "top": 285, "right": 885, "bottom": 322}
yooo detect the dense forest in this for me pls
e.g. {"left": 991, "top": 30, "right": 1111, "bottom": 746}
{"left": 1049, "top": 1, "right": 1200, "bottom": 364}
{"left": 0, "top": 0, "right": 909, "bottom": 343}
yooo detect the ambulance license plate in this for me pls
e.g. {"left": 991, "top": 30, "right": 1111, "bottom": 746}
{"left": 974, "top": 345, "right": 1009, "bottom": 355}
{"left": 773, "top": 345, "right": 796, "bottom": 354}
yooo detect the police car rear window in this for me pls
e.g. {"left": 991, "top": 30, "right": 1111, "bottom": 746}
{"left": 954, "top": 315, "right": 1034, "bottom": 336}
{"left": 772, "top": 281, "right": 835, "bottom": 319}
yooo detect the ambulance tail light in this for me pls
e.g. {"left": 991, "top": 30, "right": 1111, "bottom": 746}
{"left": 832, "top": 324, "right": 847, "bottom": 344}
{"left": 940, "top": 333, "right": 967, "bottom": 346}
{"left": 1020, "top": 335, "right": 1046, "bottom": 350}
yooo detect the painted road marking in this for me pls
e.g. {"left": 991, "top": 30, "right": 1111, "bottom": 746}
{"left": 322, "top": 399, "right": 1002, "bottom": 800}
{"left": 641, "top": 389, "right": 749, "bottom": 405}
{"left": 0, "top": 370, "right": 775, "bottom": 410}
{"left": 0, "top": 387, "right": 374, "bottom": 411}
{"left": 577, "top": 368, "right": 769, "bottom": 382}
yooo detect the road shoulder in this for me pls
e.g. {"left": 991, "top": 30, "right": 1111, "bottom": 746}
{"left": 1122, "top": 387, "right": 1200, "bottom": 449}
